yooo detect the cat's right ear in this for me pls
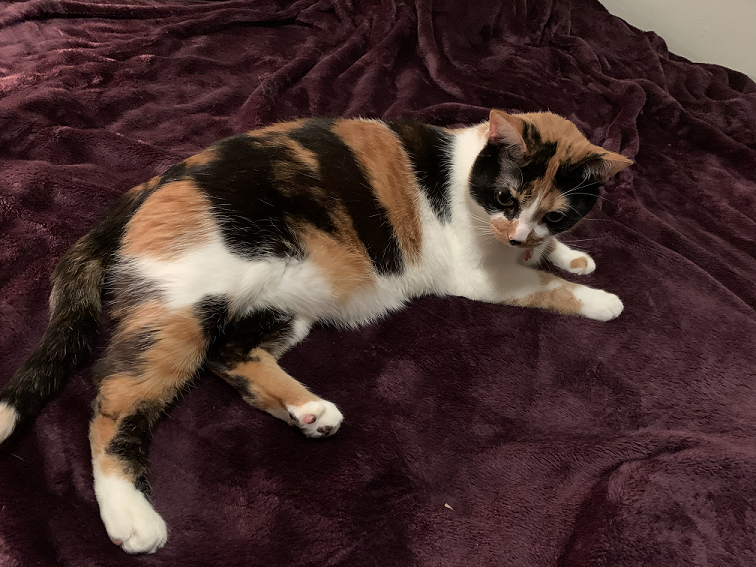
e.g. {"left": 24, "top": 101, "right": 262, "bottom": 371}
{"left": 488, "top": 110, "right": 526, "bottom": 157}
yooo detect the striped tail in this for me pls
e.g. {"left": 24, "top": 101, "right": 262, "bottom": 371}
{"left": 0, "top": 184, "right": 151, "bottom": 443}
{"left": 0, "top": 235, "right": 106, "bottom": 442}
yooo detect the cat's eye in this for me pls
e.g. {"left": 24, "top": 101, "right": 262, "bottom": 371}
{"left": 496, "top": 192, "right": 514, "bottom": 207}
{"left": 544, "top": 211, "right": 565, "bottom": 223}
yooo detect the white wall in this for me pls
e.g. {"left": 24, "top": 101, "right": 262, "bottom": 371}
{"left": 598, "top": 0, "right": 756, "bottom": 81}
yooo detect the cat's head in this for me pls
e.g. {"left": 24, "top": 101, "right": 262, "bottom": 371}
{"left": 469, "top": 110, "right": 632, "bottom": 249}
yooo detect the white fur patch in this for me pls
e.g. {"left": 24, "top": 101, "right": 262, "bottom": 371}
{"left": 93, "top": 461, "right": 168, "bottom": 554}
{"left": 0, "top": 402, "right": 18, "bottom": 443}
{"left": 287, "top": 399, "right": 343, "bottom": 438}
{"left": 511, "top": 195, "right": 542, "bottom": 242}
{"left": 572, "top": 286, "right": 623, "bottom": 321}
{"left": 131, "top": 235, "right": 334, "bottom": 314}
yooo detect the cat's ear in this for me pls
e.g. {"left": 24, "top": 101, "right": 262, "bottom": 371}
{"left": 488, "top": 110, "right": 526, "bottom": 156}
{"left": 584, "top": 151, "right": 633, "bottom": 180}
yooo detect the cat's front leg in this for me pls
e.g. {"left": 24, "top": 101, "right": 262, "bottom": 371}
{"left": 458, "top": 265, "right": 622, "bottom": 321}
{"left": 547, "top": 239, "right": 596, "bottom": 275}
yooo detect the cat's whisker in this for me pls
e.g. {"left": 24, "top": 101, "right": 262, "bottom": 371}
{"left": 564, "top": 192, "right": 610, "bottom": 202}
{"left": 560, "top": 173, "right": 593, "bottom": 196}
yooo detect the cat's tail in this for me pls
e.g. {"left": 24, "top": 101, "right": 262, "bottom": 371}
{"left": 0, "top": 185, "right": 150, "bottom": 444}
{"left": 0, "top": 233, "right": 108, "bottom": 443}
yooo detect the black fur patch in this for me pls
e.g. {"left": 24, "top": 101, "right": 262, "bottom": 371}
{"left": 206, "top": 308, "right": 295, "bottom": 401}
{"left": 548, "top": 158, "right": 604, "bottom": 234}
{"left": 386, "top": 120, "right": 454, "bottom": 223}
{"left": 107, "top": 401, "right": 164, "bottom": 497}
{"left": 94, "top": 328, "right": 158, "bottom": 382}
{"left": 193, "top": 131, "right": 336, "bottom": 260}
{"left": 519, "top": 122, "right": 558, "bottom": 189}
{"left": 470, "top": 143, "right": 505, "bottom": 214}
{"left": 207, "top": 308, "right": 294, "bottom": 367}
{"left": 290, "top": 120, "right": 405, "bottom": 275}
{"left": 159, "top": 161, "right": 189, "bottom": 185}
{"left": 195, "top": 295, "right": 230, "bottom": 341}
{"left": 105, "top": 270, "right": 163, "bottom": 320}
{"left": 214, "top": 370, "right": 256, "bottom": 402}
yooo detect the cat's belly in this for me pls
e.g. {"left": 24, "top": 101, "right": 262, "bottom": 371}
{"left": 126, "top": 237, "right": 412, "bottom": 327}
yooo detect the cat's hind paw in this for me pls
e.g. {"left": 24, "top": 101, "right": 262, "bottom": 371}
{"left": 96, "top": 473, "right": 168, "bottom": 554}
{"left": 287, "top": 399, "right": 343, "bottom": 438}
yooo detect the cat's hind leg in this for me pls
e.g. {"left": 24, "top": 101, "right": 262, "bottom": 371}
{"left": 90, "top": 304, "right": 210, "bottom": 553}
{"left": 210, "top": 348, "right": 343, "bottom": 437}
{"left": 208, "top": 314, "right": 342, "bottom": 438}
{"left": 547, "top": 239, "right": 596, "bottom": 275}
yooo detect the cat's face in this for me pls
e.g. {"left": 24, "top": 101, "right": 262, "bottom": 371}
{"left": 469, "top": 110, "right": 632, "bottom": 249}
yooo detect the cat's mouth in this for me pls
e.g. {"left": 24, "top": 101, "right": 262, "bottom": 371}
{"left": 507, "top": 240, "right": 537, "bottom": 249}
{"left": 490, "top": 219, "right": 543, "bottom": 249}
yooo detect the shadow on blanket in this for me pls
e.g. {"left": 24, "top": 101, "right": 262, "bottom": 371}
{"left": 1, "top": 0, "right": 755, "bottom": 565}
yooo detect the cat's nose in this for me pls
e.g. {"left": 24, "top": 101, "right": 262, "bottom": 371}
{"left": 509, "top": 239, "right": 522, "bottom": 246}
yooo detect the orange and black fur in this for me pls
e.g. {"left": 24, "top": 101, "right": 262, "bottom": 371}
{"left": 0, "top": 110, "right": 631, "bottom": 553}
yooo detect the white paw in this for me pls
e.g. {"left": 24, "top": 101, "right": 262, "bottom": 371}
{"left": 94, "top": 467, "right": 168, "bottom": 554}
{"left": 287, "top": 399, "right": 343, "bottom": 438}
{"left": 573, "top": 287, "right": 624, "bottom": 321}
{"left": 0, "top": 402, "right": 19, "bottom": 443}
{"left": 566, "top": 253, "right": 596, "bottom": 275}
{"left": 549, "top": 242, "right": 596, "bottom": 275}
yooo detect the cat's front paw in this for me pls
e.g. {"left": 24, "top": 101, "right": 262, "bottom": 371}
{"left": 287, "top": 399, "right": 343, "bottom": 438}
{"left": 566, "top": 253, "right": 596, "bottom": 275}
{"left": 573, "top": 287, "right": 623, "bottom": 321}
{"left": 549, "top": 243, "right": 596, "bottom": 275}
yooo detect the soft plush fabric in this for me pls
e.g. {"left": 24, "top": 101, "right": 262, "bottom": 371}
{"left": 1, "top": 1, "right": 755, "bottom": 565}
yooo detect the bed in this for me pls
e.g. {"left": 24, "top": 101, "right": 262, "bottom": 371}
{"left": 1, "top": 0, "right": 755, "bottom": 565}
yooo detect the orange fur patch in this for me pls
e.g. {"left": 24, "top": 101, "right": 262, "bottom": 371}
{"left": 570, "top": 257, "right": 588, "bottom": 271}
{"left": 280, "top": 137, "right": 319, "bottom": 173}
{"left": 122, "top": 180, "right": 215, "bottom": 260}
{"left": 491, "top": 217, "right": 549, "bottom": 248}
{"left": 246, "top": 119, "right": 307, "bottom": 137}
{"left": 270, "top": 137, "right": 321, "bottom": 187}
{"left": 215, "top": 348, "right": 318, "bottom": 413}
{"left": 300, "top": 227, "right": 374, "bottom": 300}
{"left": 510, "top": 271, "right": 583, "bottom": 315}
{"left": 490, "top": 217, "right": 516, "bottom": 243}
{"left": 89, "top": 414, "right": 128, "bottom": 479}
{"left": 183, "top": 147, "right": 218, "bottom": 167}
{"left": 98, "top": 305, "right": 206, "bottom": 418}
{"left": 125, "top": 175, "right": 161, "bottom": 198}
{"left": 332, "top": 120, "right": 422, "bottom": 263}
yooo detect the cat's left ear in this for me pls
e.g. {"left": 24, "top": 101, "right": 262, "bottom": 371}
{"left": 488, "top": 110, "right": 527, "bottom": 157}
{"left": 585, "top": 152, "right": 633, "bottom": 180}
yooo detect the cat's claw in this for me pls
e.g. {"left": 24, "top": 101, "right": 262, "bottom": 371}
{"left": 287, "top": 400, "right": 343, "bottom": 438}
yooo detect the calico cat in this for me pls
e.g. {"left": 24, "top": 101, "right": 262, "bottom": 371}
{"left": 0, "top": 110, "right": 631, "bottom": 553}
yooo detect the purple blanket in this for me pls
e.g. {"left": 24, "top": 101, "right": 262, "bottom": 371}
{"left": 2, "top": 1, "right": 756, "bottom": 565}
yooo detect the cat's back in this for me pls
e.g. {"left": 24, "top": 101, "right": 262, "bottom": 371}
{"left": 113, "top": 117, "right": 451, "bottom": 320}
